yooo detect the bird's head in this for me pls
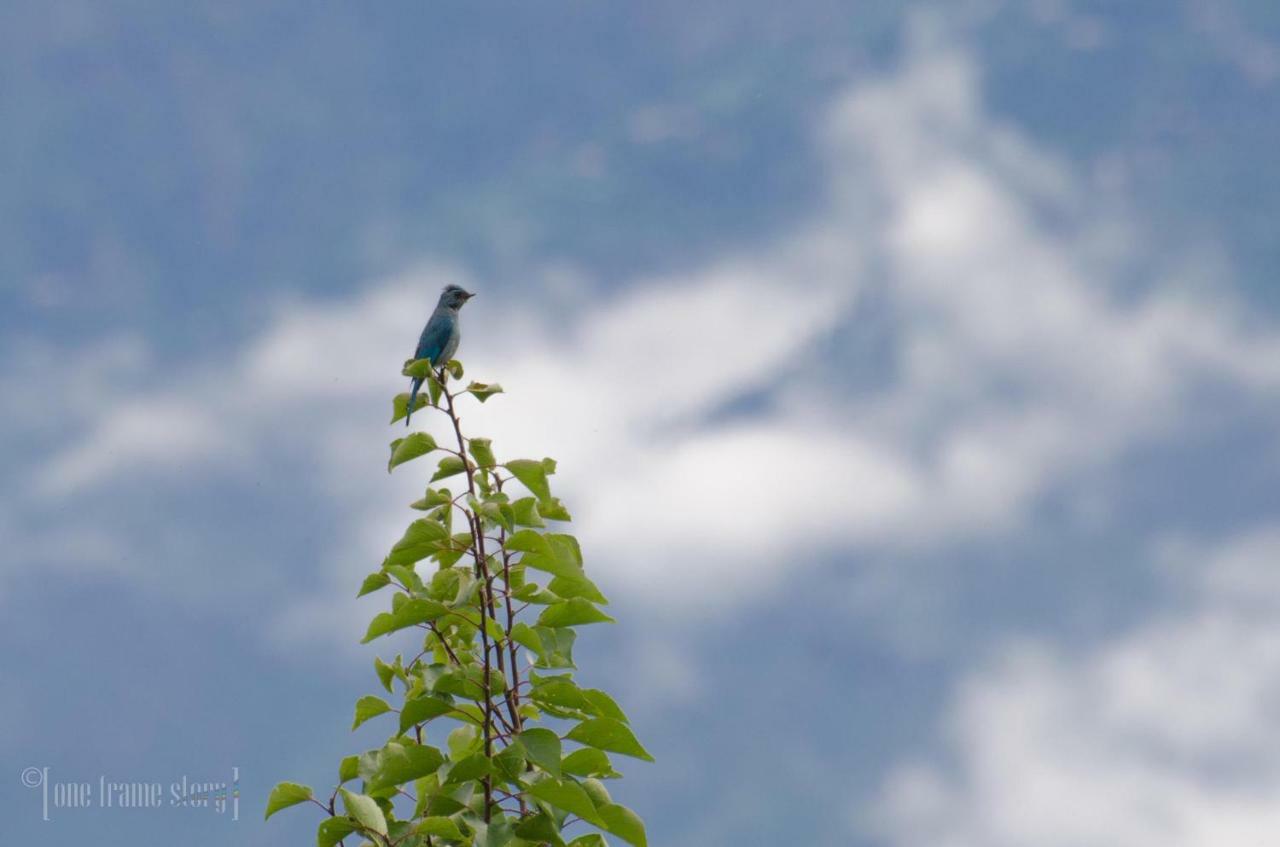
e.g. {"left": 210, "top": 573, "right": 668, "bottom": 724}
{"left": 439, "top": 284, "right": 475, "bottom": 311}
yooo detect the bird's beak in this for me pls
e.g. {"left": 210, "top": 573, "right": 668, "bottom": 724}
{"left": 464, "top": 291, "right": 476, "bottom": 300}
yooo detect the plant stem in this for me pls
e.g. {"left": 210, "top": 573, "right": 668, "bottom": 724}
{"left": 441, "top": 378, "right": 495, "bottom": 823}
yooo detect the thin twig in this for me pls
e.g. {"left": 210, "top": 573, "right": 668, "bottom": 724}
{"left": 442, "top": 379, "right": 496, "bottom": 823}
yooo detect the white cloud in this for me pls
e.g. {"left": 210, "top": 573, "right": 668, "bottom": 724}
{"left": 41, "top": 397, "right": 226, "bottom": 497}
{"left": 872, "top": 527, "right": 1280, "bottom": 847}
{"left": 807, "top": 28, "right": 1280, "bottom": 545}
{"left": 12, "top": 15, "right": 1280, "bottom": 644}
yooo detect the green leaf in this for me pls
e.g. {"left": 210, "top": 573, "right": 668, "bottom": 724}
{"left": 411, "top": 487, "right": 454, "bottom": 512}
{"left": 385, "top": 518, "right": 449, "bottom": 566}
{"left": 362, "top": 612, "right": 399, "bottom": 643}
{"left": 357, "top": 572, "right": 390, "bottom": 597}
{"left": 447, "top": 702, "right": 485, "bottom": 729}
{"left": 365, "top": 742, "right": 446, "bottom": 792}
{"left": 566, "top": 718, "right": 654, "bottom": 762}
{"left": 515, "top": 584, "right": 561, "bottom": 605}
{"left": 425, "top": 794, "right": 466, "bottom": 818}
{"left": 339, "top": 788, "right": 388, "bottom": 837}
{"left": 450, "top": 568, "right": 479, "bottom": 606}
{"left": 542, "top": 504, "right": 572, "bottom": 523}
{"left": 510, "top": 622, "right": 544, "bottom": 657}
{"left": 506, "top": 531, "right": 583, "bottom": 578}
{"left": 355, "top": 748, "right": 382, "bottom": 783}
{"left": 531, "top": 677, "right": 590, "bottom": 712}
{"left": 548, "top": 534, "right": 583, "bottom": 566}
{"left": 581, "top": 777, "right": 612, "bottom": 808}
{"left": 484, "top": 615, "right": 506, "bottom": 643}
{"left": 373, "top": 657, "right": 396, "bottom": 693}
{"left": 399, "top": 696, "right": 456, "bottom": 732}
{"left": 468, "top": 437, "right": 497, "bottom": 468}
{"left": 568, "top": 836, "right": 607, "bottom": 847}
{"left": 428, "top": 567, "right": 462, "bottom": 601}
{"left": 504, "top": 529, "right": 549, "bottom": 554}
{"left": 390, "top": 391, "right": 429, "bottom": 424}
{"left": 388, "top": 432, "right": 439, "bottom": 472}
{"left": 511, "top": 497, "right": 546, "bottom": 527}
{"left": 417, "top": 816, "right": 465, "bottom": 840}
{"left": 444, "top": 752, "right": 492, "bottom": 785}
{"left": 317, "top": 816, "right": 358, "bottom": 847}
{"left": 537, "top": 598, "right": 615, "bottom": 627}
{"left": 518, "top": 727, "right": 562, "bottom": 778}
{"left": 433, "top": 666, "right": 497, "bottom": 699}
{"left": 534, "top": 626, "right": 577, "bottom": 669}
{"left": 448, "top": 724, "right": 480, "bottom": 761}
{"left": 539, "top": 497, "right": 572, "bottom": 521}
{"left": 385, "top": 563, "right": 423, "bottom": 592}
{"left": 446, "top": 359, "right": 464, "bottom": 380}
{"left": 514, "top": 809, "right": 564, "bottom": 845}
{"left": 361, "top": 598, "right": 450, "bottom": 642}
{"left": 494, "top": 740, "right": 527, "bottom": 780}
{"left": 525, "top": 776, "right": 604, "bottom": 827}
{"left": 548, "top": 573, "right": 608, "bottom": 605}
{"left": 532, "top": 680, "right": 627, "bottom": 726}
{"left": 351, "top": 695, "right": 393, "bottom": 730}
{"left": 474, "top": 498, "right": 515, "bottom": 533}
{"left": 339, "top": 756, "right": 359, "bottom": 783}
{"left": 504, "top": 459, "right": 552, "bottom": 501}
{"left": 434, "top": 533, "right": 471, "bottom": 566}
{"left": 403, "top": 358, "right": 435, "bottom": 379}
{"left": 583, "top": 689, "right": 629, "bottom": 723}
{"left": 598, "top": 802, "right": 647, "bottom": 847}
{"left": 264, "top": 782, "right": 312, "bottom": 820}
{"left": 410, "top": 775, "right": 435, "bottom": 819}
{"left": 471, "top": 817, "right": 516, "bottom": 847}
{"left": 561, "top": 748, "right": 620, "bottom": 779}
{"left": 466, "top": 381, "right": 504, "bottom": 402}
{"left": 432, "top": 455, "right": 467, "bottom": 482}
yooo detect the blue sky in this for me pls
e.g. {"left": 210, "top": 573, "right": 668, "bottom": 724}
{"left": 4, "top": 2, "right": 1280, "bottom": 845}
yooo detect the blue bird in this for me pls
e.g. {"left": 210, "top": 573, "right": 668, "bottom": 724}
{"left": 406, "top": 284, "right": 474, "bottom": 425}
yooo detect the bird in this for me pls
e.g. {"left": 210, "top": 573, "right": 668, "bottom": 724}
{"left": 406, "top": 284, "right": 474, "bottom": 425}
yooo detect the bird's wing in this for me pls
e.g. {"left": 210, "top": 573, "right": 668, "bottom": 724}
{"left": 414, "top": 313, "right": 455, "bottom": 364}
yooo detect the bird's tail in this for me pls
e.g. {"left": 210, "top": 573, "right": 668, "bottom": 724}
{"left": 406, "top": 378, "right": 422, "bottom": 426}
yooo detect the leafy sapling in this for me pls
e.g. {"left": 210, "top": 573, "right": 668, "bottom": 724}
{"left": 268, "top": 351, "right": 651, "bottom": 847}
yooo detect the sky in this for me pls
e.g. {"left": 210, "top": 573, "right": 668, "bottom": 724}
{"left": 3, "top": 2, "right": 1280, "bottom": 845}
